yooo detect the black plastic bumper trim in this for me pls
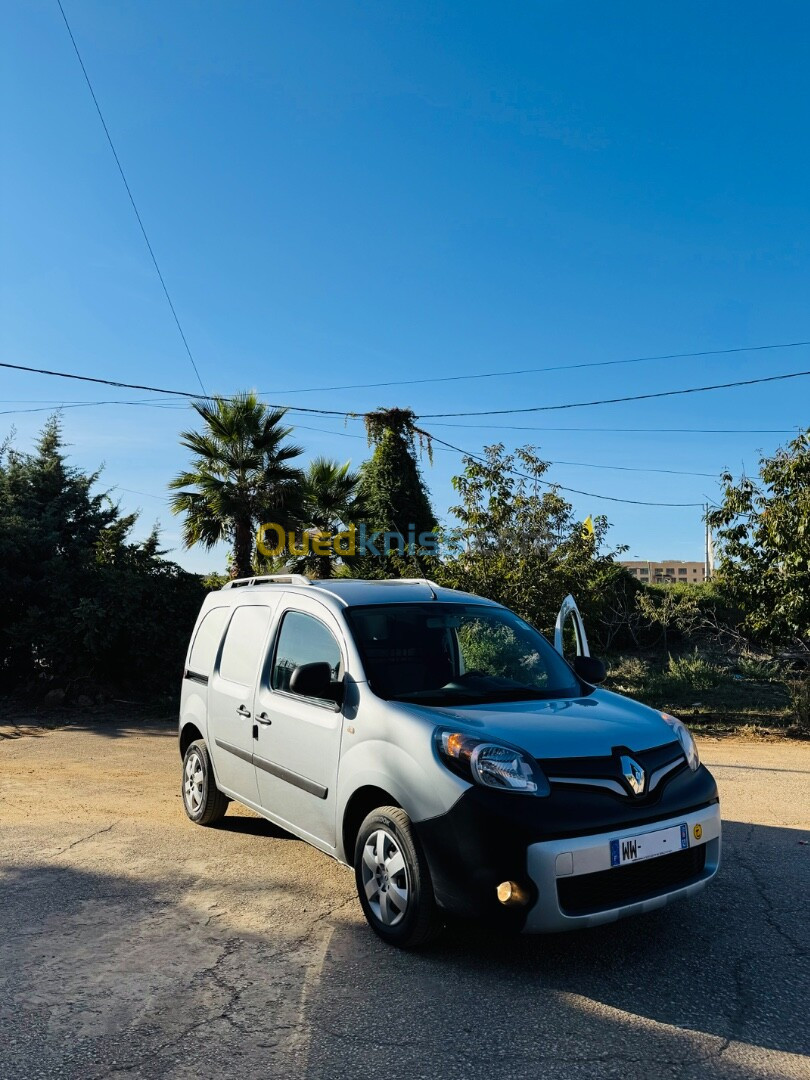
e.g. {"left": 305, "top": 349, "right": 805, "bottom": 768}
{"left": 557, "top": 844, "right": 708, "bottom": 916}
{"left": 253, "top": 753, "right": 328, "bottom": 800}
{"left": 214, "top": 738, "right": 252, "bottom": 765}
{"left": 414, "top": 763, "right": 719, "bottom": 924}
{"left": 214, "top": 739, "right": 328, "bottom": 800}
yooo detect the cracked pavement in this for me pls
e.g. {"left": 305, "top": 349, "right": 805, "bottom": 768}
{"left": 0, "top": 719, "right": 808, "bottom": 1079}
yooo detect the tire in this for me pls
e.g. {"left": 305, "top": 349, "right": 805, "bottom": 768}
{"left": 182, "top": 739, "right": 228, "bottom": 826}
{"left": 354, "top": 806, "right": 444, "bottom": 949}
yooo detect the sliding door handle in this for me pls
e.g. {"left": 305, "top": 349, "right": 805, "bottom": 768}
{"left": 236, "top": 704, "right": 251, "bottom": 718}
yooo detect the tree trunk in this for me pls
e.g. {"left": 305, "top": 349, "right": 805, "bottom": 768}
{"left": 232, "top": 518, "right": 254, "bottom": 579}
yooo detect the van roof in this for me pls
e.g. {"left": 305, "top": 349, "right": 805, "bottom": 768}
{"left": 218, "top": 575, "right": 495, "bottom": 609}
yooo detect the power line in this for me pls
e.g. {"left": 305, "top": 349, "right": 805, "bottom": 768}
{"left": 296, "top": 423, "right": 717, "bottom": 477}
{"left": 115, "top": 486, "right": 169, "bottom": 502}
{"left": 0, "top": 361, "right": 196, "bottom": 397}
{"left": 0, "top": 360, "right": 349, "bottom": 413}
{"left": 0, "top": 396, "right": 793, "bottom": 435}
{"left": 0, "top": 397, "right": 721, "bottom": 483}
{"left": 414, "top": 428, "right": 706, "bottom": 507}
{"left": 3, "top": 358, "right": 809, "bottom": 421}
{"left": 531, "top": 459, "right": 716, "bottom": 478}
{"left": 54, "top": 0, "right": 207, "bottom": 397}
{"left": 265, "top": 338, "right": 810, "bottom": 396}
{"left": 418, "top": 369, "right": 810, "bottom": 418}
{"left": 0, "top": 368, "right": 747, "bottom": 502}
{"left": 0, "top": 398, "right": 185, "bottom": 417}
{"left": 294, "top": 423, "right": 364, "bottom": 439}
{"left": 429, "top": 423, "right": 796, "bottom": 434}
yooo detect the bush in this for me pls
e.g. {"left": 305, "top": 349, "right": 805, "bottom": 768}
{"left": 606, "top": 655, "right": 649, "bottom": 690}
{"left": 736, "top": 655, "right": 781, "bottom": 682}
{"left": 605, "top": 650, "right": 729, "bottom": 709}
{"left": 0, "top": 419, "right": 207, "bottom": 700}
{"left": 788, "top": 680, "right": 810, "bottom": 734}
{"left": 665, "top": 651, "right": 725, "bottom": 691}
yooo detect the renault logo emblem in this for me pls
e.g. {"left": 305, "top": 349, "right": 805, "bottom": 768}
{"left": 620, "top": 755, "right": 646, "bottom": 796}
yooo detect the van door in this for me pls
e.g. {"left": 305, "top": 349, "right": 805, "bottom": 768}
{"left": 252, "top": 598, "right": 346, "bottom": 851}
{"left": 553, "top": 594, "right": 590, "bottom": 659}
{"left": 207, "top": 603, "right": 274, "bottom": 806}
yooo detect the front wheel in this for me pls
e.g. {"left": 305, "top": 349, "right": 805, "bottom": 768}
{"left": 182, "top": 739, "right": 228, "bottom": 825}
{"left": 354, "top": 806, "right": 444, "bottom": 948}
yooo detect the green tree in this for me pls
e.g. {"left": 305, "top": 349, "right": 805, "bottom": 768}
{"left": 636, "top": 583, "right": 702, "bottom": 653}
{"left": 283, "top": 457, "right": 364, "bottom": 579}
{"left": 437, "top": 443, "right": 629, "bottom": 648}
{"left": 0, "top": 417, "right": 204, "bottom": 695}
{"left": 708, "top": 428, "right": 810, "bottom": 655}
{"left": 169, "top": 393, "right": 304, "bottom": 578}
{"left": 356, "top": 408, "right": 437, "bottom": 578}
{"left": 0, "top": 417, "right": 117, "bottom": 683}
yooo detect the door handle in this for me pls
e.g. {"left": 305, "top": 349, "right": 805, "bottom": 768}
{"left": 256, "top": 711, "right": 272, "bottom": 726}
{"left": 236, "top": 704, "right": 251, "bottom": 718}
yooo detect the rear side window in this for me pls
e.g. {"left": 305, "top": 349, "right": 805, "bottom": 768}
{"left": 271, "top": 611, "right": 343, "bottom": 693}
{"left": 188, "top": 608, "right": 229, "bottom": 676}
{"left": 219, "top": 606, "right": 272, "bottom": 686}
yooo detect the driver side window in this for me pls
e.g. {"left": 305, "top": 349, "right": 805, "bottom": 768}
{"left": 271, "top": 610, "right": 343, "bottom": 695}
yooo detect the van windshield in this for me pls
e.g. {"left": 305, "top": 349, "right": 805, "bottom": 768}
{"left": 345, "top": 603, "right": 582, "bottom": 705}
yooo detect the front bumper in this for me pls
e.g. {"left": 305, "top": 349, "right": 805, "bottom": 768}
{"left": 414, "top": 761, "right": 720, "bottom": 930}
{"left": 523, "top": 801, "right": 721, "bottom": 932}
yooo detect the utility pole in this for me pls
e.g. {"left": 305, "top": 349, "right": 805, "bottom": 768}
{"left": 704, "top": 504, "right": 713, "bottom": 581}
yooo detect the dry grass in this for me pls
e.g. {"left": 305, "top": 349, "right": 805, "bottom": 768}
{"left": 605, "top": 651, "right": 798, "bottom": 735}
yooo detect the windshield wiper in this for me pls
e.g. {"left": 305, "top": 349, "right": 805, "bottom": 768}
{"left": 474, "top": 688, "right": 550, "bottom": 702}
{"left": 393, "top": 689, "right": 480, "bottom": 704}
{"left": 393, "top": 684, "right": 564, "bottom": 706}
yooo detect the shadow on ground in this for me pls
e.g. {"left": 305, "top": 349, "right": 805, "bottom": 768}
{"left": 0, "top": 710, "right": 178, "bottom": 741}
{"left": 302, "top": 819, "right": 808, "bottom": 1079}
{"left": 1, "top": 818, "right": 807, "bottom": 1079}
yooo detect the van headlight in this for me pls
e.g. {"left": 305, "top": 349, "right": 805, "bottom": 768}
{"left": 435, "top": 730, "right": 550, "bottom": 795}
{"left": 661, "top": 713, "right": 700, "bottom": 771}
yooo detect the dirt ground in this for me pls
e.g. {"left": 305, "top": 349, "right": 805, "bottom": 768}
{"left": 1, "top": 718, "right": 808, "bottom": 1079}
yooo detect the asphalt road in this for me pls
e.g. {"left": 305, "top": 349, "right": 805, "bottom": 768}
{"left": 0, "top": 718, "right": 808, "bottom": 1080}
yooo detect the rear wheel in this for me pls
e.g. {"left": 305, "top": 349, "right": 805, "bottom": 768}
{"left": 354, "top": 806, "right": 443, "bottom": 948}
{"left": 182, "top": 739, "right": 228, "bottom": 825}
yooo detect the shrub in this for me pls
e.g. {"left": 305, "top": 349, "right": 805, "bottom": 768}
{"left": 736, "top": 655, "right": 781, "bottom": 682}
{"left": 788, "top": 680, "right": 810, "bottom": 734}
{"left": 606, "top": 656, "right": 648, "bottom": 689}
{"left": 0, "top": 419, "right": 206, "bottom": 700}
{"left": 665, "top": 651, "right": 725, "bottom": 691}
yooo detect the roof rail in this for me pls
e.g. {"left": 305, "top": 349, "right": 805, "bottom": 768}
{"left": 223, "top": 574, "right": 311, "bottom": 590}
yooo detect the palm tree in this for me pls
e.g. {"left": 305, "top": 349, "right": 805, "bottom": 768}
{"left": 288, "top": 457, "right": 364, "bottom": 579}
{"left": 169, "top": 393, "right": 304, "bottom": 578}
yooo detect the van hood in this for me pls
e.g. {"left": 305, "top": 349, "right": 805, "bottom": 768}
{"left": 397, "top": 688, "right": 678, "bottom": 760}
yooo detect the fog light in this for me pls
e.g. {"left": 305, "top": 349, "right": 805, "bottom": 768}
{"left": 496, "top": 880, "right": 529, "bottom": 907}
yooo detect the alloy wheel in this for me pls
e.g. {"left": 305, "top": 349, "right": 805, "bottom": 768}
{"left": 361, "top": 828, "right": 410, "bottom": 926}
{"left": 184, "top": 749, "right": 205, "bottom": 814}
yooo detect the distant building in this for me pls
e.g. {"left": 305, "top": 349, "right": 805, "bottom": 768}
{"left": 620, "top": 560, "right": 706, "bottom": 584}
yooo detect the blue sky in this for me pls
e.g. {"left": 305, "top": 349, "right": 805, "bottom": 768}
{"left": 2, "top": 1, "right": 809, "bottom": 573}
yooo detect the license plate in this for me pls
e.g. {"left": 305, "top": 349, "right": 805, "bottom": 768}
{"left": 610, "top": 823, "right": 688, "bottom": 867}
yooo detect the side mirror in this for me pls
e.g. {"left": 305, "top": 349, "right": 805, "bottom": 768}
{"left": 572, "top": 655, "right": 607, "bottom": 685}
{"left": 289, "top": 661, "right": 343, "bottom": 703}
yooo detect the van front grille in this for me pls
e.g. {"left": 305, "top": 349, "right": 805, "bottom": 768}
{"left": 557, "top": 845, "right": 707, "bottom": 916}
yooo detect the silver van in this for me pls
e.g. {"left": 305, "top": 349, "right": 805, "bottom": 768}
{"left": 179, "top": 576, "right": 720, "bottom": 948}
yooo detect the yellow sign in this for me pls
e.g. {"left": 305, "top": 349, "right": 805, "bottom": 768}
{"left": 693, "top": 823, "right": 703, "bottom": 840}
